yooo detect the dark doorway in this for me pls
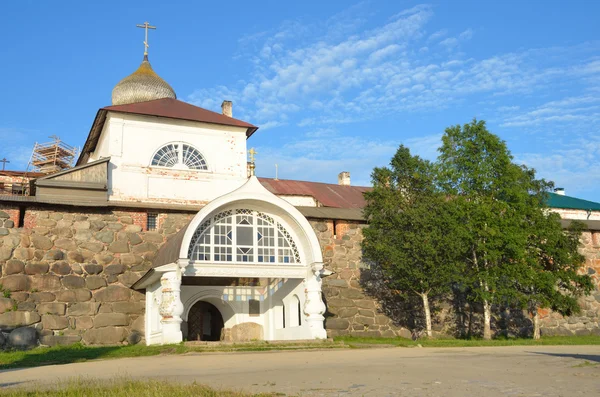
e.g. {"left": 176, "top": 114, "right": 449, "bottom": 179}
{"left": 187, "top": 301, "right": 224, "bottom": 341}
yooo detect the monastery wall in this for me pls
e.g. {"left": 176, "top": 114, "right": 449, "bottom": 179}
{"left": 312, "top": 219, "right": 600, "bottom": 339}
{"left": 1, "top": 204, "right": 599, "bottom": 348}
{"left": 0, "top": 204, "right": 192, "bottom": 347}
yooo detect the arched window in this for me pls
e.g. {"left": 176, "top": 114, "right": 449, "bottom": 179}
{"left": 188, "top": 209, "right": 301, "bottom": 264}
{"left": 151, "top": 142, "right": 208, "bottom": 170}
{"left": 289, "top": 295, "right": 302, "bottom": 327}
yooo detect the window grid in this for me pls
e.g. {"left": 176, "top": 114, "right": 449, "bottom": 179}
{"left": 189, "top": 209, "right": 300, "bottom": 265}
{"left": 151, "top": 142, "right": 208, "bottom": 170}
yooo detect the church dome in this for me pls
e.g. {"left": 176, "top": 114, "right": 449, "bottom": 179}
{"left": 111, "top": 55, "right": 176, "bottom": 105}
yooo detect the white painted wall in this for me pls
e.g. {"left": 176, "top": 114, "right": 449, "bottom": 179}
{"left": 88, "top": 113, "right": 249, "bottom": 205}
{"left": 279, "top": 195, "right": 319, "bottom": 207}
{"left": 179, "top": 280, "right": 312, "bottom": 341}
{"left": 551, "top": 208, "right": 600, "bottom": 221}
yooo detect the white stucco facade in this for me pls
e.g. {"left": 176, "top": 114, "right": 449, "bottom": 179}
{"left": 88, "top": 112, "right": 249, "bottom": 205}
{"left": 138, "top": 177, "right": 329, "bottom": 345}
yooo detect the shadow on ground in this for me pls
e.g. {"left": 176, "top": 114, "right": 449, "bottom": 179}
{"left": 0, "top": 345, "right": 123, "bottom": 371}
{"left": 529, "top": 351, "right": 600, "bottom": 363}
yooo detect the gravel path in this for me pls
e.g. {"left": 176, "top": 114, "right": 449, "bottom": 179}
{"left": 1, "top": 345, "right": 599, "bottom": 396}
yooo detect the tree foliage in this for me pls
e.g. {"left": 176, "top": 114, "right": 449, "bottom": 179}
{"left": 362, "top": 145, "right": 464, "bottom": 336}
{"left": 364, "top": 119, "right": 594, "bottom": 339}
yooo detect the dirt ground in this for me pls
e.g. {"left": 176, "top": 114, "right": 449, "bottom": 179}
{"left": 0, "top": 345, "right": 599, "bottom": 396}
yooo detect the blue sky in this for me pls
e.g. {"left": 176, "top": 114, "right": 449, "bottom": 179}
{"left": 1, "top": 1, "right": 599, "bottom": 200}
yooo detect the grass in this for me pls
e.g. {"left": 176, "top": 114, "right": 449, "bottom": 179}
{"left": 2, "top": 335, "right": 599, "bottom": 371}
{"left": 0, "top": 340, "right": 345, "bottom": 370}
{"left": 334, "top": 334, "right": 600, "bottom": 348}
{"left": 0, "top": 378, "right": 275, "bottom": 397}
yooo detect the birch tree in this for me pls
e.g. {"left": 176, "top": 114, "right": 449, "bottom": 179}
{"left": 362, "top": 145, "right": 463, "bottom": 337}
{"left": 437, "top": 119, "right": 533, "bottom": 339}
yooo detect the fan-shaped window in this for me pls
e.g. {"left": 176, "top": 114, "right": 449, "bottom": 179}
{"left": 188, "top": 209, "right": 301, "bottom": 265}
{"left": 151, "top": 142, "right": 208, "bottom": 170}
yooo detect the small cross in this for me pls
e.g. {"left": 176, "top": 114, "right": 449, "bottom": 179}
{"left": 136, "top": 21, "right": 157, "bottom": 56}
{"left": 248, "top": 148, "right": 258, "bottom": 163}
{"left": 0, "top": 158, "right": 9, "bottom": 171}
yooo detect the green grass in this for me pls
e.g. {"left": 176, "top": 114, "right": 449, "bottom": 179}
{"left": 0, "top": 378, "right": 275, "bottom": 396}
{"left": 334, "top": 334, "right": 600, "bottom": 348}
{"left": 0, "top": 341, "right": 345, "bottom": 370}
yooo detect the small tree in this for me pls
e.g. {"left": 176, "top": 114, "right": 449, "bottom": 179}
{"left": 362, "top": 145, "right": 463, "bottom": 337}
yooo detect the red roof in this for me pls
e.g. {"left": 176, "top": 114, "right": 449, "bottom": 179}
{"left": 259, "top": 178, "right": 370, "bottom": 209}
{"left": 102, "top": 98, "right": 258, "bottom": 134}
{"left": 0, "top": 171, "right": 45, "bottom": 178}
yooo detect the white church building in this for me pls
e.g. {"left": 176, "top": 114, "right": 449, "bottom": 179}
{"left": 78, "top": 51, "right": 330, "bottom": 345}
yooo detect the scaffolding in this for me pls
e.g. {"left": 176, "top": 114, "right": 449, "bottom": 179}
{"left": 30, "top": 135, "right": 78, "bottom": 174}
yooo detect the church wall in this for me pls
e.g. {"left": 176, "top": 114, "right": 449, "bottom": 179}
{"left": 0, "top": 204, "right": 193, "bottom": 347}
{"left": 93, "top": 113, "right": 249, "bottom": 206}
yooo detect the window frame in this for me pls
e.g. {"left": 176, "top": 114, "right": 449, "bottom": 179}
{"left": 188, "top": 209, "right": 302, "bottom": 265}
{"left": 149, "top": 141, "right": 209, "bottom": 171}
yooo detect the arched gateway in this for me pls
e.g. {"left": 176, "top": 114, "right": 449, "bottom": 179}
{"left": 132, "top": 176, "right": 329, "bottom": 345}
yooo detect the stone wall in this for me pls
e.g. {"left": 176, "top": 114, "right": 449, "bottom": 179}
{"left": 311, "top": 219, "right": 412, "bottom": 339}
{"left": 311, "top": 219, "right": 600, "bottom": 339}
{"left": 0, "top": 206, "right": 192, "bottom": 348}
{"left": 538, "top": 231, "right": 600, "bottom": 335}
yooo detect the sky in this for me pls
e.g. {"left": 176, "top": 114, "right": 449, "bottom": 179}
{"left": 1, "top": 1, "right": 599, "bottom": 200}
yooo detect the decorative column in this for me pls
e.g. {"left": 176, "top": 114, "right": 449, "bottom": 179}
{"left": 303, "top": 262, "right": 328, "bottom": 339}
{"left": 159, "top": 269, "right": 184, "bottom": 344}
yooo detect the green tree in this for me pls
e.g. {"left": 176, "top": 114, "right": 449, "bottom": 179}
{"left": 362, "top": 145, "right": 463, "bottom": 337}
{"left": 519, "top": 207, "right": 593, "bottom": 339}
{"left": 437, "top": 119, "right": 536, "bottom": 339}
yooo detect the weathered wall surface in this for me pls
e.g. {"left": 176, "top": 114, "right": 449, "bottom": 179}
{"left": 311, "top": 219, "right": 412, "bottom": 339}
{"left": 0, "top": 206, "right": 192, "bottom": 348}
{"left": 537, "top": 231, "right": 600, "bottom": 335}
{"left": 311, "top": 219, "right": 600, "bottom": 339}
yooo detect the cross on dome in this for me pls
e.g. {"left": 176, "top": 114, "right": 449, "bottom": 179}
{"left": 136, "top": 21, "right": 156, "bottom": 56}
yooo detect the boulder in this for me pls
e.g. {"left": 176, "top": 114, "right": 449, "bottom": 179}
{"left": 8, "top": 327, "right": 38, "bottom": 349}
{"left": 29, "top": 292, "right": 56, "bottom": 302}
{"left": 0, "top": 297, "right": 14, "bottom": 313}
{"left": 67, "top": 251, "right": 84, "bottom": 263}
{"left": 83, "top": 327, "right": 127, "bottom": 345}
{"left": 54, "top": 239, "right": 78, "bottom": 251}
{"left": 94, "top": 313, "right": 129, "bottom": 327}
{"left": 67, "top": 302, "right": 100, "bottom": 316}
{"left": 40, "top": 335, "right": 81, "bottom": 347}
{"left": 229, "top": 322, "right": 263, "bottom": 342}
{"left": 62, "top": 275, "right": 85, "bottom": 289}
{"left": 325, "top": 318, "right": 350, "bottom": 330}
{"left": 105, "top": 264, "right": 125, "bottom": 275}
{"left": 4, "top": 259, "right": 24, "bottom": 275}
{"left": 24, "top": 263, "right": 49, "bottom": 275}
{"left": 30, "top": 275, "right": 61, "bottom": 290}
{"left": 0, "top": 246, "right": 12, "bottom": 261}
{"left": 31, "top": 234, "right": 53, "bottom": 250}
{"left": 41, "top": 314, "right": 69, "bottom": 330}
{"left": 44, "top": 249, "right": 64, "bottom": 261}
{"left": 0, "top": 311, "right": 41, "bottom": 330}
{"left": 55, "top": 289, "right": 92, "bottom": 302}
{"left": 94, "top": 286, "right": 131, "bottom": 302}
{"left": 83, "top": 263, "right": 103, "bottom": 275}
{"left": 112, "top": 301, "right": 144, "bottom": 314}
{"left": 51, "top": 261, "right": 71, "bottom": 275}
{"left": 1, "top": 274, "right": 30, "bottom": 291}
{"left": 85, "top": 276, "right": 107, "bottom": 290}
{"left": 79, "top": 241, "right": 104, "bottom": 253}
{"left": 108, "top": 241, "right": 129, "bottom": 254}
{"left": 95, "top": 230, "right": 114, "bottom": 244}
{"left": 37, "top": 303, "right": 66, "bottom": 315}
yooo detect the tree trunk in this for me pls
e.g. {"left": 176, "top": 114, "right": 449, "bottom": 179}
{"left": 532, "top": 308, "right": 540, "bottom": 340}
{"left": 421, "top": 293, "right": 433, "bottom": 338}
{"left": 482, "top": 299, "right": 492, "bottom": 340}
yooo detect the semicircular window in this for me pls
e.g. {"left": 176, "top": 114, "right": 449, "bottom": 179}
{"left": 151, "top": 142, "right": 208, "bottom": 170}
{"left": 188, "top": 209, "right": 301, "bottom": 264}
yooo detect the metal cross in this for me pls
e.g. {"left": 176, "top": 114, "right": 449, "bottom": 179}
{"left": 0, "top": 158, "right": 8, "bottom": 171}
{"left": 136, "top": 21, "right": 156, "bottom": 56}
{"left": 248, "top": 148, "right": 258, "bottom": 163}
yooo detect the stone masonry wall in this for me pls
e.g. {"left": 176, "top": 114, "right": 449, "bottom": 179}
{"left": 0, "top": 206, "right": 192, "bottom": 348}
{"left": 311, "top": 219, "right": 412, "bottom": 339}
{"left": 311, "top": 219, "right": 600, "bottom": 339}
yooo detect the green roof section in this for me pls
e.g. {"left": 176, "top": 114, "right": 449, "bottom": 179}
{"left": 546, "top": 192, "right": 600, "bottom": 211}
